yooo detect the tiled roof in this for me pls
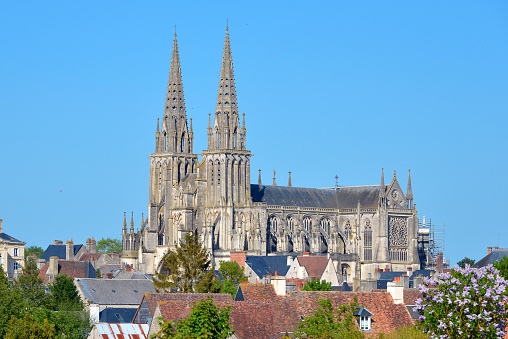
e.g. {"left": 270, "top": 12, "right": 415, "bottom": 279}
{"left": 141, "top": 293, "right": 233, "bottom": 319}
{"left": 250, "top": 184, "right": 384, "bottom": 209}
{"left": 297, "top": 256, "right": 328, "bottom": 277}
{"left": 155, "top": 291, "right": 411, "bottom": 338}
{"left": 403, "top": 289, "right": 423, "bottom": 305}
{"left": 235, "top": 283, "right": 277, "bottom": 302}
{"left": 245, "top": 255, "right": 293, "bottom": 278}
{"left": 0, "top": 232, "right": 24, "bottom": 244}
{"left": 79, "top": 252, "right": 103, "bottom": 262}
{"left": 38, "top": 259, "right": 95, "bottom": 283}
{"left": 75, "top": 278, "right": 155, "bottom": 305}
{"left": 41, "top": 244, "right": 83, "bottom": 261}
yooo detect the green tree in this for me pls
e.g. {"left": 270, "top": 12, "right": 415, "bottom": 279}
{"left": 378, "top": 325, "right": 429, "bottom": 339}
{"left": 493, "top": 255, "right": 508, "bottom": 281}
{"left": 296, "top": 297, "right": 365, "bottom": 339}
{"left": 5, "top": 314, "right": 55, "bottom": 339}
{"left": 154, "top": 232, "right": 213, "bottom": 293}
{"left": 216, "top": 260, "right": 247, "bottom": 297}
{"left": 0, "top": 265, "right": 23, "bottom": 338}
{"left": 302, "top": 279, "right": 332, "bottom": 291}
{"left": 16, "top": 256, "right": 50, "bottom": 309}
{"left": 49, "top": 273, "right": 83, "bottom": 311}
{"left": 456, "top": 257, "right": 475, "bottom": 268}
{"left": 97, "top": 237, "right": 122, "bottom": 253}
{"left": 25, "top": 245, "right": 44, "bottom": 259}
{"left": 152, "top": 297, "right": 234, "bottom": 339}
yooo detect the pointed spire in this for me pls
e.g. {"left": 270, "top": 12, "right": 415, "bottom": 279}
{"left": 272, "top": 169, "right": 277, "bottom": 186}
{"left": 288, "top": 171, "right": 292, "bottom": 187}
{"left": 393, "top": 169, "right": 396, "bottom": 178}
{"left": 140, "top": 213, "right": 144, "bottom": 228}
{"left": 157, "top": 117, "right": 160, "bottom": 132}
{"left": 123, "top": 212, "right": 127, "bottom": 232}
{"left": 164, "top": 31, "right": 187, "bottom": 119}
{"left": 379, "top": 168, "right": 385, "bottom": 198}
{"left": 130, "top": 212, "right": 134, "bottom": 233}
{"left": 189, "top": 117, "right": 193, "bottom": 134}
{"left": 258, "top": 169, "right": 262, "bottom": 185}
{"left": 406, "top": 169, "right": 413, "bottom": 201}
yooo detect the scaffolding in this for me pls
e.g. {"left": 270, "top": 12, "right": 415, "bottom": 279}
{"left": 417, "top": 216, "right": 446, "bottom": 269}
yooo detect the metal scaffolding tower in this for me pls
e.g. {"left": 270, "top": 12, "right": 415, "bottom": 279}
{"left": 417, "top": 216, "right": 446, "bottom": 269}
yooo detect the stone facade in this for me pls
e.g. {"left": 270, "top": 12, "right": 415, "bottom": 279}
{"left": 122, "top": 28, "right": 420, "bottom": 281}
{"left": 0, "top": 219, "right": 25, "bottom": 280}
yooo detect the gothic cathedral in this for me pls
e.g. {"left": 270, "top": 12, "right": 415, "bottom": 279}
{"left": 122, "top": 28, "right": 420, "bottom": 281}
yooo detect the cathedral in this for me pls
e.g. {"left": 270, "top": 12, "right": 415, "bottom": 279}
{"left": 122, "top": 28, "right": 420, "bottom": 281}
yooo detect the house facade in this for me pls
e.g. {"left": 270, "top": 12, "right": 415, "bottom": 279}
{"left": 0, "top": 219, "right": 25, "bottom": 280}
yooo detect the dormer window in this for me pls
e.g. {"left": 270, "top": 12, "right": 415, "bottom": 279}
{"left": 354, "top": 307, "right": 373, "bottom": 332}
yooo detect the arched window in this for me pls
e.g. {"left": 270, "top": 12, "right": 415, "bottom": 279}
{"left": 269, "top": 216, "right": 278, "bottom": 232}
{"left": 345, "top": 221, "right": 352, "bottom": 240}
{"left": 364, "top": 219, "right": 372, "bottom": 261}
{"left": 303, "top": 217, "right": 312, "bottom": 233}
{"left": 320, "top": 218, "right": 331, "bottom": 235}
{"left": 164, "top": 133, "right": 167, "bottom": 151}
{"left": 287, "top": 216, "right": 295, "bottom": 233}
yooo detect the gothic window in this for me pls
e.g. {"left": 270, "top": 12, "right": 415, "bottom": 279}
{"left": 303, "top": 217, "right": 312, "bottom": 233}
{"left": 269, "top": 216, "right": 278, "bottom": 233}
{"left": 345, "top": 220, "right": 352, "bottom": 239}
{"left": 287, "top": 216, "right": 295, "bottom": 233}
{"left": 364, "top": 219, "right": 372, "bottom": 261}
{"left": 164, "top": 133, "right": 167, "bottom": 151}
{"left": 180, "top": 134, "right": 185, "bottom": 152}
{"left": 320, "top": 218, "right": 331, "bottom": 235}
{"left": 209, "top": 161, "right": 214, "bottom": 185}
{"left": 216, "top": 161, "right": 221, "bottom": 186}
{"left": 389, "top": 217, "right": 408, "bottom": 247}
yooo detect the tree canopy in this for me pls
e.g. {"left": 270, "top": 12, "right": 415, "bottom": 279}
{"left": 456, "top": 257, "right": 475, "bottom": 268}
{"left": 216, "top": 260, "right": 248, "bottom": 298}
{"left": 25, "top": 245, "right": 44, "bottom": 259}
{"left": 153, "top": 297, "right": 234, "bottom": 339}
{"left": 302, "top": 279, "right": 332, "bottom": 291}
{"left": 493, "top": 255, "right": 508, "bottom": 281}
{"left": 154, "top": 232, "right": 214, "bottom": 293}
{"left": 295, "top": 297, "right": 365, "bottom": 339}
{"left": 96, "top": 237, "right": 122, "bottom": 253}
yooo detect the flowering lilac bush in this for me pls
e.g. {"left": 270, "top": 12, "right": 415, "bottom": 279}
{"left": 414, "top": 264, "right": 508, "bottom": 339}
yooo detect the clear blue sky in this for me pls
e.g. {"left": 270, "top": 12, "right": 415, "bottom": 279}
{"left": 1, "top": 1, "right": 507, "bottom": 265}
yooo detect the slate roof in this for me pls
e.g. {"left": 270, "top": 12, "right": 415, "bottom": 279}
{"left": 41, "top": 244, "right": 84, "bottom": 261}
{"left": 250, "top": 184, "right": 384, "bottom": 209}
{"left": 297, "top": 256, "right": 328, "bottom": 277}
{"left": 245, "top": 255, "right": 293, "bottom": 278}
{"left": 403, "top": 289, "right": 423, "bottom": 321}
{"left": 474, "top": 249, "right": 508, "bottom": 268}
{"left": 38, "top": 259, "right": 96, "bottom": 283}
{"left": 235, "top": 283, "right": 278, "bottom": 301}
{"left": 75, "top": 278, "right": 155, "bottom": 305}
{"left": 99, "top": 307, "right": 138, "bottom": 323}
{"left": 0, "top": 232, "right": 24, "bottom": 244}
{"left": 332, "top": 281, "right": 352, "bottom": 292}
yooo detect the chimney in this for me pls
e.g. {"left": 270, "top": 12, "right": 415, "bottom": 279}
{"left": 54, "top": 240, "right": 63, "bottom": 244}
{"left": 437, "top": 252, "right": 444, "bottom": 271}
{"left": 488, "top": 247, "right": 493, "bottom": 254}
{"left": 106, "top": 272, "right": 113, "bottom": 279}
{"left": 126, "top": 264, "right": 132, "bottom": 272}
{"left": 407, "top": 266, "right": 413, "bottom": 277}
{"left": 47, "top": 256, "right": 59, "bottom": 276}
{"left": 384, "top": 265, "right": 390, "bottom": 272}
{"left": 494, "top": 247, "right": 499, "bottom": 251}
{"left": 413, "top": 274, "right": 424, "bottom": 289}
{"left": 90, "top": 237, "right": 97, "bottom": 253}
{"left": 270, "top": 275, "right": 286, "bottom": 296}
{"left": 0, "top": 219, "right": 2, "bottom": 233}
{"left": 303, "top": 252, "right": 311, "bottom": 257}
{"left": 387, "top": 280, "right": 404, "bottom": 304}
{"left": 230, "top": 251, "right": 247, "bottom": 268}
{"left": 401, "top": 274, "right": 409, "bottom": 289}
{"left": 66, "top": 240, "right": 74, "bottom": 260}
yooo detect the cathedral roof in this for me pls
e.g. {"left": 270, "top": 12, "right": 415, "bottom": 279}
{"left": 250, "top": 184, "right": 384, "bottom": 209}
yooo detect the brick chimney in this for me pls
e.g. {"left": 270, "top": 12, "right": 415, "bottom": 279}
{"left": 230, "top": 251, "right": 247, "bottom": 268}
{"left": 437, "top": 252, "right": 444, "bottom": 271}
{"left": 47, "top": 256, "right": 59, "bottom": 276}
{"left": 106, "top": 272, "right": 113, "bottom": 279}
{"left": 303, "top": 252, "right": 311, "bottom": 257}
{"left": 126, "top": 264, "right": 132, "bottom": 272}
{"left": 494, "top": 247, "right": 499, "bottom": 251}
{"left": 488, "top": 247, "right": 492, "bottom": 254}
{"left": 66, "top": 240, "right": 74, "bottom": 260}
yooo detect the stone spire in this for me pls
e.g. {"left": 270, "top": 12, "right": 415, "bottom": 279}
{"left": 379, "top": 168, "right": 386, "bottom": 206}
{"left": 123, "top": 212, "right": 127, "bottom": 233}
{"left": 406, "top": 169, "right": 413, "bottom": 208}
{"left": 209, "top": 26, "right": 242, "bottom": 150}
{"left": 157, "top": 31, "right": 192, "bottom": 154}
{"left": 272, "top": 169, "right": 277, "bottom": 186}
{"left": 258, "top": 169, "right": 262, "bottom": 185}
{"left": 288, "top": 171, "right": 292, "bottom": 187}
{"left": 130, "top": 212, "right": 134, "bottom": 233}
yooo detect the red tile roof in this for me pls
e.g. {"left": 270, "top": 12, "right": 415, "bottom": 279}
{"left": 79, "top": 252, "right": 103, "bottom": 262}
{"left": 238, "top": 283, "right": 277, "bottom": 301}
{"left": 403, "top": 289, "right": 423, "bottom": 305}
{"left": 38, "top": 259, "right": 94, "bottom": 284}
{"left": 297, "top": 256, "right": 329, "bottom": 277}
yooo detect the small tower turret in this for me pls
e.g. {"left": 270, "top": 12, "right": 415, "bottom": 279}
{"left": 406, "top": 169, "right": 413, "bottom": 209}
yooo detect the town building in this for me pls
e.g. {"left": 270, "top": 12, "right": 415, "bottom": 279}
{"left": 0, "top": 219, "right": 25, "bottom": 280}
{"left": 121, "top": 28, "right": 420, "bottom": 282}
